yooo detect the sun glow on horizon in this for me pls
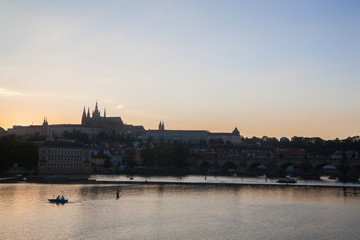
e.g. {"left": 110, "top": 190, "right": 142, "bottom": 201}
{"left": 1, "top": 1, "right": 359, "bottom": 139}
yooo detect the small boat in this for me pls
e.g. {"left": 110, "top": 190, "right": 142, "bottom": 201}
{"left": 48, "top": 198, "right": 68, "bottom": 204}
{"left": 277, "top": 178, "right": 297, "bottom": 184}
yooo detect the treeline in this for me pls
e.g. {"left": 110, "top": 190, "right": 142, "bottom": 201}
{"left": 62, "top": 129, "right": 89, "bottom": 142}
{"left": 62, "top": 129, "right": 135, "bottom": 145}
{"left": 0, "top": 135, "right": 38, "bottom": 172}
{"left": 241, "top": 136, "right": 360, "bottom": 155}
{"left": 96, "top": 130, "right": 135, "bottom": 145}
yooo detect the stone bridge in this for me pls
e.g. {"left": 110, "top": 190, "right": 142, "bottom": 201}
{"left": 188, "top": 158, "right": 360, "bottom": 179}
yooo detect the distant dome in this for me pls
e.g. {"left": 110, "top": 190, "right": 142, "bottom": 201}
{"left": 280, "top": 137, "right": 289, "bottom": 142}
{"left": 232, "top": 127, "right": 240, "bottom": 136}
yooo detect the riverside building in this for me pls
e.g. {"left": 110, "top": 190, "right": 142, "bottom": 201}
{"left": 38, "top": 141, "right": 92, "bottom": 174}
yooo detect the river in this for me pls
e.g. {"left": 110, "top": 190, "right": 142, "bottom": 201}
{"left": 1, "top": 180, "right": 360, "bottom": 239}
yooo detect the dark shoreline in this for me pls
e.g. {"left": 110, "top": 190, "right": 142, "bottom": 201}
{"left": 1, "top": 176, "right": 360, "bottom": 188}
{"left": 84, "top": 180, "right": 360, "bottom": 189}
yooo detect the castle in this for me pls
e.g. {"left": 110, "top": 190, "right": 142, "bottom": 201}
{"left": 81, "top": 102, "right": 123, "bottom": 128}
{"left": 7, "top": 101, "right": 241, "bottom": 145}
{"left": 8, "top": 102, "right": 145, "bottom": 139}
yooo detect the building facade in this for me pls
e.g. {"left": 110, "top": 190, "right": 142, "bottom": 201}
{"left": 208, "top": 127, "right": 242, "bottom": 145}
{"left": 143, "top": 122, "right": 241, "bottom": 145}
{"left": 38, "top": 141, "right": 92, "bottom": 174}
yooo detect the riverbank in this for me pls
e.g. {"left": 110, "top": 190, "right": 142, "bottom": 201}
{"left": 88, "top": 180, "right": 360, "bottom": 188}
{"left": 1, "top": 175, "right": 360, "bottom": 188}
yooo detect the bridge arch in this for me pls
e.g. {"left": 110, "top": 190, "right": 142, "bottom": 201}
{"left": 222, "top": 161, "right": 237, "bottom": 173}
{"left": 310, "top": 163, "right": 340, "bottom": 179}
{"left": 248, "top": 162, "right": 267, "bottom": 176}
{"left": 198, "top": 161, "right": 209, "bottom": 171}
{"left": 236, "top": 163, "right": 247, "bottom": 175}
{"left": 278, "top": 162, "right": 301, "bottom": 178}
{"left": 348, "top": 164, "right": 360, "bottom": 179}
{"left": 209, "top": 161, "right": 221, "bottom": 171}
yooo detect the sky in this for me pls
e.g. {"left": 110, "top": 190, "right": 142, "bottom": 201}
{"left": 0, "top": 0, "right": 360, "bottom": 139}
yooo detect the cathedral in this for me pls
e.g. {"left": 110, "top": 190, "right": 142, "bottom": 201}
{"left": 81, "top": 102, "right": 124, "bottom": 128}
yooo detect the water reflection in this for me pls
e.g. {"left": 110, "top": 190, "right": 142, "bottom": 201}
{"left": 1, "top": 183, "right": 360, "bottom": 240}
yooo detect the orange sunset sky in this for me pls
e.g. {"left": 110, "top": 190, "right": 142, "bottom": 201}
{"left": 1, "top": 1, "right": 360, "bottom": 139}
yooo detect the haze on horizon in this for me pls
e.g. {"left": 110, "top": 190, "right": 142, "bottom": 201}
{"left": 1, "top": 0, "right": 359, "bottom": 140}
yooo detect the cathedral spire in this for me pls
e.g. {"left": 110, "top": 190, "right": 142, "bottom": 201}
{"left": 43, "top": 117, "right": 48, "bottom": 126}
{"left": 81, "top": 106, "right": 87, "bottom": 125}
{"left": 92, "top": 101, "right": 101, "bottom": 127}
{"left": 159, "top": 121, "right": 165, "bottom": 131}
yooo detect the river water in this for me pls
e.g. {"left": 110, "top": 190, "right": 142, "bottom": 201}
{"left": 1, "top": 181, "right": 360, "bottom": 240}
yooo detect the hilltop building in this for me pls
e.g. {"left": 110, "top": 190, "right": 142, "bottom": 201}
{"left": 158, "top": 121, "right": 165, "bottom": 131}
{"left": 7, "top": 118, "right": 52, "bottom": 139}
{"left": 7, "top": 102, "right": 145, "bottom": 139}
{"left": 143, "top": 122, "right": 241, "bottom": 145}
{"left": 81, "top": 102, "right": 124, "bottom": 128}
{"left": 6, "top": 103, "right": 240, "bottom": 145}
{"left": 208, "top": 127, "right": 242, "bottom": 145}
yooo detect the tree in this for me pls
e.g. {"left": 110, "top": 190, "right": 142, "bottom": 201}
{"left": 62, "top": 129, "right": 89, "bottom": 142}
{"left": 0, "top": 135, "right": 38, "bottom": 172}
{"left": 216, "top": 138, "right": 224, "bottom": 146}
{"left": 124, "top": 149, "right": 136, "bottom": 169}
{"left": 104, "top": 158, "right": 112, "bottom": 168}
{"left": 141, "top": 143, "right": 156, "bottom": 167}
{"left": 170, "top": 143, "right": 189, "bottom": 169}
{"left": 225, "top": 141, "right": 233, "bottom": 148}
{"left": 209, "top": 138, "right": 216, "bottom": 146}
{"left": 96, "top": 131, "right": 109, "bottom": 141}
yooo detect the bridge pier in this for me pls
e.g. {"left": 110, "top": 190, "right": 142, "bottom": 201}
{"left": 264, "top": 162, "right": 279, "bottom": 178}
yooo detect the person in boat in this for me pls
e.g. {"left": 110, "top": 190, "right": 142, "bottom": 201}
{"left": 61, "top": 195, "right": 65, "bottom": 201}
{"left": 56, "top": 195, "right": 60, "bottom": 200}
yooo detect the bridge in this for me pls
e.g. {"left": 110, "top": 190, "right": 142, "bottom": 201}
{"left": 188, "top": 158, "right": 360, "bottom": 179}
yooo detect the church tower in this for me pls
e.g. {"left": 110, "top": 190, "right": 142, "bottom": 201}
{"left": 159, "top": 121, "right": 165, "bottom": 131}
{"left": 41, "top": 117, "right": 48, "bottom": 136}
{"left": 80, "top": 101, "right": 116, "bottom": 128}
{"left": 232, "top": 127, "right": 240, "bottom": 136}
{"left": 81, "top": 107, "right": 87, "bottom": 125}
{"left": 92, "top": 101, "right": 101, "bottom": 127}
{"left": 42, "top": 117, "right": 48, "bottom": 127}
